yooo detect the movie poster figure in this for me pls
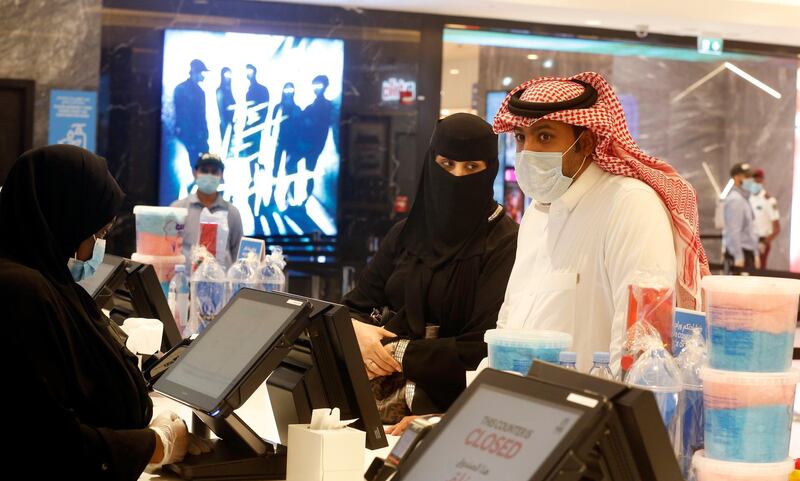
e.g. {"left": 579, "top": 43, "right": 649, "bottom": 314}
{"left": 271, "top": 82, "right": 302, "bottom": 178}
{"left": 244, "top": 64, "right": 270, "bottom": 176}
{"left": 294, "top": 75, "right": 335, "bottom": 200}
{"left": 216, "top": 67, "right": 235, "bottom": 143}
{"left": 173, "top": 59, "right": 210, "bottom": 169}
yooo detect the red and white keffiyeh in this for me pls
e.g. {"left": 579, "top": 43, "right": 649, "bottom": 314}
{"left": 494, "top": 71, "right": 710, "bottom": 309}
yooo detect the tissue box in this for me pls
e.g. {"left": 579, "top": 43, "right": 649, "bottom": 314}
{"left": 286, "top": 424, "right": 365, "bottom": 481}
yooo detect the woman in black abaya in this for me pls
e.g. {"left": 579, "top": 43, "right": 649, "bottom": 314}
{"left": 343, "top": 113, "right": 518, "bottom": 431}
{"left": 0, "top": 145, "right": 194, "bottom": 480}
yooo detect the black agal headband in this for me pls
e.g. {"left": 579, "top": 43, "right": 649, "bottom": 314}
{"left": 507, "top": 79, "right": 598, "bottom": 119}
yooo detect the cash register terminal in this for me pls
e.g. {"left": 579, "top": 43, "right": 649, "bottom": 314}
{"left": 154, "top": 289, "right": 312, "bottom": 480}
{"left": 390, "top": 363, "right": 683, "bottom": 481}
{"left": 154, "top": 289, "right": 389, "bottom": 480}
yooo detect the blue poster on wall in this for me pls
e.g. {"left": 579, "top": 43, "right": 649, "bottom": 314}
{"left": 48, "top": 90, "right": 97, "bottom": 152}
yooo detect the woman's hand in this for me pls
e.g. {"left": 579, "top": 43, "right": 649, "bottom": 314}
{"left": 351, "top": 319, "right": 401, "bottom": 378}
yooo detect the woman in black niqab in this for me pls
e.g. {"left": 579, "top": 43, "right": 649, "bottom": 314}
{"left": 343, "top": 113, "right": 519, "bottom": 419}
{"left": 0, "top": 145, "right": 156, "bottom": 480}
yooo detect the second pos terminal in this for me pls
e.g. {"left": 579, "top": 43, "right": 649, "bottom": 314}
{"left": 153, "top": 288, "right": 387, "bottom": 480}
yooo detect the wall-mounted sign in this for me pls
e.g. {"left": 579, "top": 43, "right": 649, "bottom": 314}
{"left": 697, "top": 36, "right": 724, "bottom": 56}
{"left": 48, "top": 89, "right": 97, "bottom": 152}
{"left": 382, "top": 78, "right": 416, "bottom": 104}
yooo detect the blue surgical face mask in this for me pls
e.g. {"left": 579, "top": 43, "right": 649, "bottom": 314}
{"left": 748, "top": 180, "right": 763, "bottom": 195}
{"left": 742, "top": 178, "right": 757, "bottom": 194}
{"left": 196, "top": 174, "right": 221, "bottom": 194}
{"left": 514, "top": 133, "right": 587, "bottom": 204}
{"left": 68, "top": 238, "right": 106, "bottom": 282}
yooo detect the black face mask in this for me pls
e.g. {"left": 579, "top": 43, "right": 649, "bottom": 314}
{"left": 424, "top": 158, "right": 493, "bottom": 246}
{"left": 400, "top": 113, "right": 499, "bottom": 267}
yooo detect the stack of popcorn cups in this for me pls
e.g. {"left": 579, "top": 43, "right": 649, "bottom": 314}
{"left": 131, "top": 206, "right": 187, "bottom": 298}
{"left": 692, "top": 275, "right": 800, "bottom": 481}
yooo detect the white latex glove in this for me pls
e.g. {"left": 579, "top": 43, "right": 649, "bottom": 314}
{"left": 187, "top": 434, "right": 214, "bottom": 456}
{"left": 148, "top": 411, "right": 189, "bottom": 467}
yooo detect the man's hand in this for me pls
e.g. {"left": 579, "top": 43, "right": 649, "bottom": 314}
{"left": 351, "top": 319, "right": 401, "bottom": 378}
{"left": 385, "top": 415, "right": 421, "bottom": 436}
{"left": 754, "top": 255, "right": 762, "bottom": 270}
{"left": 734, "top": 258, "right": 745, "bottom": 269}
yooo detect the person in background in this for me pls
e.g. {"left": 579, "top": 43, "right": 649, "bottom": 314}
{"left": 271, "top": 82, "right": 302, "bottom": 179}
{"left": 0, "top": 145, "right": 210, "bottom": 480}
{"left": 343, "top": 113, "right": 518, "bottom": 433}
{"left": 172, "top": 153, "right": 243, "bottom": 268}
{"left": 749, "top": 168, "right": 780, "bottom": 269}
{"left": 216, "top": 67, "right": 235, "bottom": 142}
{"left": 492, "top": 72, "right": 709, "bottom": 373}
{"left": 174, "top": 59, "right": 210, "bottom": 169}
{"left": 243, "top": 64, "right": 269, "bottom": 176}
{"left": 298, "top": 75, "right": 335, "bottom": 200}
{"left": 723, "top": 163, "right": 760, "bottom": 274}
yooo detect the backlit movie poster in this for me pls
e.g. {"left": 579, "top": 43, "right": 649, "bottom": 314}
{"left": 161, "top": 29, "right": 344, "bottom": 236}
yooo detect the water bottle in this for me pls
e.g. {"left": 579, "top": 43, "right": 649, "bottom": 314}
{"left": 227, "top": 256, "right": 258, "bottom": 302}
{"left": 259, "top": 245, "right": 287, "bottom": 292}
{"left": 588, "top": 352, "right": 615, "bottom": 380}
{"left": 625, "top": 339, "right": 683, "bottom": 446}
{"left": 167, "top": 265, "right": 189, "bottom": 335}
{"left": 558, "top": 351, "right": 577, "bottom": 370}
{"left": 189, "top": 255, "right": 227, "bottom": 335}
{"left": 675, "top": 328, "right": 707, "bottom": 479}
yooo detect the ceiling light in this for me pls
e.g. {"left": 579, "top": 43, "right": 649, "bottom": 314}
{"left": 502, "top": 76, "right": 513, "bottom": 86}
{"left": 449, "top": 69, "right": 460, "bottom": 75}
{"left": 543, "top": 59, "right": 554, "bottom": 69}
{"left": 527, "top": 54, "right": 539, "bottom": 60}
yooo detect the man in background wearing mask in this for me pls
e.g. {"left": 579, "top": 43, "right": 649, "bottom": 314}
{"left": 492, "top": 72, "right": 709, "bottom": 373}
{"left": 171, "top": 153, "right": 243, "bottom": 268}
{"left": 749, "top": 168, "right": 780, "bottom": 269}
{"left": 723, "top": 163, "right": 760, "bottom": 274}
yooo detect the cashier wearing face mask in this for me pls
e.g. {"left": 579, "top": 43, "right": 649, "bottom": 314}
{"left": 492, "top": 72, "right": 710, "bottom": 373}
{"left": 0, "top": 145, "right": 209, "bottom": 480}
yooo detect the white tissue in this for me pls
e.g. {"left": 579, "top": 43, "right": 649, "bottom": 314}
{"left": 309, "top": 408, "right": 357, "bottom": 430}
{"left": 120, "top": 317, "right": 164, "bottom": 356}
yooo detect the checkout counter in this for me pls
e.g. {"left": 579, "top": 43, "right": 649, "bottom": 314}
{"left": 140, "top": 385, "right": 398, "bottom": 481}
{"left": 134, "top": 292, "right": 800, "bottom": 481}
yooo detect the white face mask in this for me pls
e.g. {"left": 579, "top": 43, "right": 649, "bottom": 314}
{"left": 514, "top": 133, "right": 587, "bottom": 204}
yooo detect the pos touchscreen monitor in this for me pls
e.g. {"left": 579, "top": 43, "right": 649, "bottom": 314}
{"left": 81, "top": 256, "right": 182, "bottom": 353}
{"left": 391, "top": 368, "right": 610, "bottom": 481}
{"left": 77, "top": 254, "right": 127, "bottom": 300}
{"left": 528, "top": 360, "right": 683, "bottom": 481}
{"left": 154, "top": 289, "right": 311, "bottom": 417}
{"left": 266, "top": 295, "right": 389, "bottom": 450}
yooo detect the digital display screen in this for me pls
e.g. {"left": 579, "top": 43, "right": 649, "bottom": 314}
{"left": 77, "top": 257, "right": 120, "bottom": 297}
{"left": 160, "top": 29, "right": 344, "bottom": 237}
{"left": 400, "top": 384, "right": 582, "bottom": 481}
{"left": 159, "top": 297, "right": 297, "bottom": 403}
{"left": 486, "top": 91, "right": 521, "bottom": 210}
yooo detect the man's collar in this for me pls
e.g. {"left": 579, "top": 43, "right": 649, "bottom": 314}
{"left": 551, "top": 161, "right": 605, "bottom": 213}
{"left": 189, "top": 192, "right": 224, "bottom": 208}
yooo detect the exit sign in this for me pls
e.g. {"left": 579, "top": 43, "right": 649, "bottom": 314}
{"left": 697, "top": 36, "right": 724, "bottom": 55}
